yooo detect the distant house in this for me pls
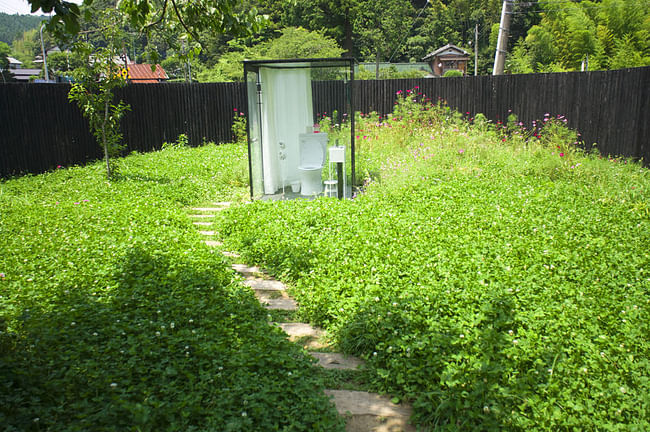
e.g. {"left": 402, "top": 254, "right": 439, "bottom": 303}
{"left": 422, "top": 44, "right": 470, "bottom": 77}
{"left": 7, "top": 57, "right": 23, "bottom": 69}
{"left": 7, "top": 56, "right": 42, "bottom": 83}
{"left": 127, "top": 63, "right": 169, "bottom": 84}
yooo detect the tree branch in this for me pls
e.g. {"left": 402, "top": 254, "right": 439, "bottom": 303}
{"left": 169, "top": 0, "right": 204, "bottom": 49}
{"left": 144, "top": 0, "right": 168, "bottom": 31}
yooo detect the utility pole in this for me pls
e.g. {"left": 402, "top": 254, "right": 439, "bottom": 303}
{"left": 493, "top": 0, "right": 512, "bottom": 75}
{"left": 39, "top": 24, "right": 49, "bottom": 82}
{"left": 474, "top": 23, "right": 478, "bottom": 76}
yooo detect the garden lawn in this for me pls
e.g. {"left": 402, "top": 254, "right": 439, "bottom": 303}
{"left": 220, "top": 98, "right": 650, "bottom": 430}
{"left": 0, "top": 142, "right": 344, "bottom": 431}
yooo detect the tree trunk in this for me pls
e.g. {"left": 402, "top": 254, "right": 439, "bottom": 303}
{"left": 343, "top": 11, "right": 354, "bottom": 57}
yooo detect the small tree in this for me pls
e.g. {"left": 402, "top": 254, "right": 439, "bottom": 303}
{"left": 68, "top": 9, "right": 130, "bottom": 179}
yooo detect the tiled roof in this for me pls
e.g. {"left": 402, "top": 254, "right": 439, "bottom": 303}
{"left": 422, "top": 44, "right": 470, "bottom": 61}
{"left": 127, "top": 63, "right": 169, "bottom": 83}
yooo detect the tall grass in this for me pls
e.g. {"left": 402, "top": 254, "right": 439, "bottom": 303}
{"left": 221, "top": 93, "right": 650, "bottom": 430}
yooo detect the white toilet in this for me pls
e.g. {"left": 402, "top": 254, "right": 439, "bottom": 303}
{"left": 298, "top": 132, "right": 328, "bottom": 196}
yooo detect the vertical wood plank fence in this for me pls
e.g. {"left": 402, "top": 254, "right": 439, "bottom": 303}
{"left": 1, "top": 67, "right": 647, "bottom": 178}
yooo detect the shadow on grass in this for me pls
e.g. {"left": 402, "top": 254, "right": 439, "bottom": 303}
{"left": 339, "top": 291, "right": 543, "bottom": 430}
{"left": 0, "top": 247, "right": 343, "bottom": 431}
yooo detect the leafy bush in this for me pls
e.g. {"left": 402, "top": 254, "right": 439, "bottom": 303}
{"left": 443, "top": 69, "right": 463, "bottom": 77}
{"left": 0, "top": 143, "right": 344, "bottom": 431}
{"left": 220, "top": 94, "right": 650, "bottom": 430}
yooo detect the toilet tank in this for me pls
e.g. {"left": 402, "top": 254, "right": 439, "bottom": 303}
{"left": 298, "top": 133, "right": 328, "bottom": 168}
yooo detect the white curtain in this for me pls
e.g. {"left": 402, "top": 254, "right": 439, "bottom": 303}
{"left": 259, "top": 66, "right": 313, "bottom": 194}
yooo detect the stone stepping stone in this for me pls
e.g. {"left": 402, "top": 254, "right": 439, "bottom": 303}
{"left": 189, "top": 214, "right": 215, "bottom": 218}
{"left": 192, "top": 207, "right": 226, "bottom": 212}
{"left": 258, "top": 295, "right": 297, "bottom": 311}
{"left": 343, "top": 414, "right": 417, "bottom": 432}
{"left": 244, "top": 278, "right": 286, "bottom": 291}
{"left": 204, "top": 240, "right": 223, "bottom": 247}
{"left": 193, "top": 221, "right": 213, "bottom": 226}
{"left": 191, "top": 207, "right": 227, "bottom": 212}
{"left": 274, "top": 322, "right": 327, "bottom": 348}
{"left": 198, "top": 230, "right": 216, "bottom": 236}
{"left": 310, "top": 352, "right": 364, "bottom": 370}
{"left": 221, "top": 251, "right": 241, "bottom": 258}
{"left": 324, "top": 390, "right": 414, "bottom": 431}
{"left": 231, "top": 264, "right": 266, "bottom": 276}
{"left": 212, "top": 201, "right": 231, "bottom": 207}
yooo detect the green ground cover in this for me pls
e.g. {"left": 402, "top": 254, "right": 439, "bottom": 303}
{"left": 220, "top": 94, "right": 650, "bottom": 430}
{"left": 0, "top": 143, "right": 344, "bottom": 431}
{"left": 2, "top": 93, "right": 648, "bottom": 431}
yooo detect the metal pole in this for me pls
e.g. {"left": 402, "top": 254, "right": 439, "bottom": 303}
{"left": 474, "top": 23, "right": 478, "bottom": 76}
{"left": 40, "top": 24, "right": 49, "bottom": 82}
{"left": 493, "top": 0, "right": 512, "bottom": 75}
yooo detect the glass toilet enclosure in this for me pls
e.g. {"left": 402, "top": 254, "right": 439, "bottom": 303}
{"left": 243, "top": 58, "right": 355, "bottom": 200}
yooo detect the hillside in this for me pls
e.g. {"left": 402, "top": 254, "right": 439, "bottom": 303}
{"left": 0, "top": 12, "right": 45, "bottom": 45}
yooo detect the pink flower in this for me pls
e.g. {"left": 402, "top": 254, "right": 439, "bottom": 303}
{"left": 233, "top": 108, "right": 238, "bottom": 111}
{"left": 559, "top": 153, "right": 564, "bottom": 157}
{"left": 458, "top": 149, "right": 465, "bottom": 154}
{"left": 0, "top": 273, "right": 5, "bottom": 278}
{"left": 57, "top": 165, "right": 63, "bottom": 169}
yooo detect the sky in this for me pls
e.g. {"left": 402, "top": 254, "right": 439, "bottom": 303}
{"left": 0, "top": 0, "right": 82, "bottom": 15}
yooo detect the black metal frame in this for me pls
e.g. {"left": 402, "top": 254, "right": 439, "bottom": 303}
{"left": 243, "top": 58, "right": 355, "bottom": 200}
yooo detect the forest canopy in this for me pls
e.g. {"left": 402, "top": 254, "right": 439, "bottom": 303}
{"left": 3, "top": 0, "right": 649, "bottom": 82}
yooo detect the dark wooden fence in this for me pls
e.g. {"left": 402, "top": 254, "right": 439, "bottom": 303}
{"left": 0, "top": 82, "right": 247, "bottom": 177}
{"left": 1, "top": 67, "right": 648, "bottom": 177}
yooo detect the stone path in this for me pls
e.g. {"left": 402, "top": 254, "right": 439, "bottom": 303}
{"left": 190, "top": 201, "right": 415, "bottom": 432}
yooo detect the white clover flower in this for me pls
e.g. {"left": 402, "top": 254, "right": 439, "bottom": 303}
{"left": 508, "top": 330, "right": 513, "bottom": 335}
{"left": 483, "top": 406, "right": 490, "bottom": 413}
{"left": 373, "top": 352, "right": 377, "bottom": 356}
{"left": 548, "top": 369, "right": 553, "bottom": 375}
{"left": 110, "top": 382, "right": 118, "bottom": 388}
{"left": 620, "top": 387, "right": 626, "bottom": 394}
{"left": 512, "top": 339, "right": 519, "bottom": 345}
{"left": 70, "top": 322, "right": 76, "bottom": 326}
{"left": 459, "top": 334, "right": 464, "bottom": 338}
{"left": 170, "top": 322, "right": 175, "bottom": 329}
{"left": 155, "top": 331, "right": 161, "bottom": 336}
{"left": 189, "top": 319, "right": 194, "bottom": 323}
